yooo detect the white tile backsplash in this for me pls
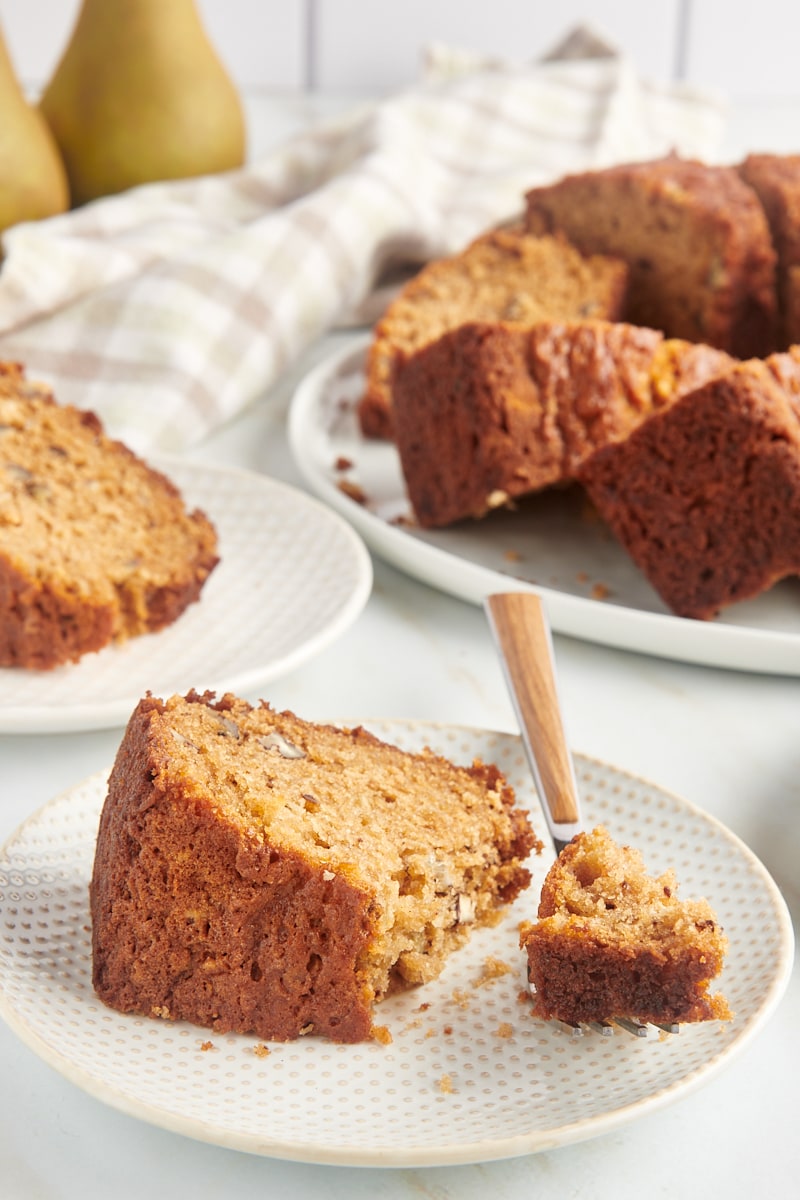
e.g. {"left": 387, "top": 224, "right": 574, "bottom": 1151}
{"left": 685, "top": 0, "right": 800, "bottom": 98}
{"left": 310, "top": 0, "right": 682, "bottom": 91}
{"left": 0, "top": 0, "right": 797, "bottom": 101}
{"left": 0, "top": 0, "right": 79, "bottom": 92}
{"left": 199, "top": 0, "right": 307, "bottom": 91}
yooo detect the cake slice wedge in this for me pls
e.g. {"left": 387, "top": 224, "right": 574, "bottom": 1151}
{"left": 738, "top": 153, "right": 800, "bottom": 346}
{"left": 520, "top": 826, "right": 731, "bottom": 1027}
{"left": 358, "top": 227, "right": 629, "bottom": 439}
{"left": 392, "top": 319, "right": 733, "bottom": 529}
{"left": 91, "top": 691, "right": 541, "bottom": 1043}
{"left": 0, "top": 362, "right": 218, "bottom": 669}
{"left": 578, "top": 353, "right": 800, "bottom": 619}
{"left": 524, "top": 153, "right": 778, "bottom": 356}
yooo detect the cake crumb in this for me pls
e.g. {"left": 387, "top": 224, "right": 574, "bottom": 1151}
{"left": 475, "top": 956, "right": 513, "bottom": 988}
{"left": 591, "top": 581, "right": 611, "bottom": 600}
{"left": 504, "top": 549, "right": 522, "bottom": 563}
{"left": 517, "top": 989, "right": 532, "bottom": 1005}
{"left": 580, "top": 497, "right": 604, "bottom": 524}
{"left": 495, "top": 1022, "right": 514, "bottom": 1039}
{"left": 450, "top": 989, "right": 472, "bottom": 1009}
{"left": 199, "top": 1040, "right": 214, "bottom": 1051}
{"left": 337, "top": 479, "right": 368, "bottom": 505}
{"left": 334, "top": 455, "right": 354, "bottom": 471}
{"left": 372, "top": 1024, "right": 393, "bottom": 1045}
{"left": 252, "top": 1042, "right": 271, "bottom": 1058}
{"left": 438, "top": 1074, "right": 455, "bottom": 1094}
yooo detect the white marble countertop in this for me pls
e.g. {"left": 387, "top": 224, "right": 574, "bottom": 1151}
{"left": 1, "top": 94, "right": 799, "bottom": 1199}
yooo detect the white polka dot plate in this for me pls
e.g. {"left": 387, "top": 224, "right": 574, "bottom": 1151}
{"left": 0, "top": 457, "right": 372, "bottom": 733}
{"left": 0, "top": 720, "right": 792, "bottom": 1166}
{"left": 289, "top": 335, "right": 800, "bottom": 676}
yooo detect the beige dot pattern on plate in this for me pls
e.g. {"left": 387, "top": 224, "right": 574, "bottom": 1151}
{"left": 0, "top": 723, "right": 793, "bottom": 1166}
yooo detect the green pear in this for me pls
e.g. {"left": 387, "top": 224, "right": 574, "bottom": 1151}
{"left": 39, "top": 0, "right": 246, "bottom": 206}
{"left": 0, "top": 25, "right": 69, "bottom": 237}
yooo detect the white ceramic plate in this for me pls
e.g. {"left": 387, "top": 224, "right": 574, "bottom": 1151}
{"left": 0, "top": 720, "right": 792, "bottom": 1167}
{"left": 288, "top": 336, "right": 800, "bottom": 675}
{"left": 0, "top": 457, "right": 372, "bottom": 733}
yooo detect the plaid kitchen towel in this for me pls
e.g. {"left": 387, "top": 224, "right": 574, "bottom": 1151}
{"left": 0, "top": 27, "right": 726, "bottom": 452}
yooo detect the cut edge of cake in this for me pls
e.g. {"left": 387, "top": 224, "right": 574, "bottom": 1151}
{"left": 358, "top": 227, "right": 629, "bottom": 440}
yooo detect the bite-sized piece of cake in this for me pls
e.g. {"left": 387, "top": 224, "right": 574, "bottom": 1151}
{"left": 525, "top": 154, "right": 778, "bottom": 357}
{"left": 520, "top": 826, "right": 731, "bottom": 1026}
{"left": 358, "top": 228, "right": 629, "bottom": 439}
{"left": 0, "top": 365, "right": 218, "bottom": 669}
{"left": 579, "top": 354, "right": 800, "bottom": 619}
{"left": 392, "top": 319, "right": 733, "bottom": 528}
{"left": 90, "top": 691, "right": 540, "bottom": 1044}
{"left": 738, "top": 153, "right": 800, "bottom": 346}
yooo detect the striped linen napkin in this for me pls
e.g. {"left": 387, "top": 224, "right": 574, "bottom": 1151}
{"left": 0, "top": 29, "right": 726, "bottom": 452}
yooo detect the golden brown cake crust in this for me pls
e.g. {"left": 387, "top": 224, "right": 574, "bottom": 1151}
{"left": 91, "top": 691, "right": 540, "bottom": 1043}
{"left": 361, "top": 153, "right": 800, "bottom": 617}
{"left": 392, "top": 319, "right": 733, "bottom": 529}
{"left": 578, "top": 356, "right": 800, "bottom": 619}
{"left": 521, "top": 826, "right": 731, "bottom": 1026}
{"left": 0, "top": 364, "right": 219, "bottom": 669}
{"left": 739, "top": 153, "right": 800, "bottom": 345}
{"left": 358, "top": 229, "right": 629, "bottom": 439}
{"left": 0, "top": 553, "right": 116, "bottom": 669}
{"left": 91, "top": 696, "right": 377, "bottom": 1042}
{"left": 525, "top": 154, "right": 778, "bottom": 357}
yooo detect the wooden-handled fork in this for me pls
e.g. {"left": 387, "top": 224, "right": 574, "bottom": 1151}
{"left": 485, "top": 591, "right": 679, "bottom": 1037}
{"left": 484, "top": 590, "right": 583, "bottom": 855}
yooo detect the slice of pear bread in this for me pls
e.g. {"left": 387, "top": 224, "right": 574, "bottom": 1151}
{"left": 392, "top": 320, "right": 734, "bottom": 529}
{"left": 525, "top": 154, "right": 778, "bottom": 357}
{"left": 0, "top": 362, "right": 218, "bottom": 669}
{"left": 520, "top": 825, "right": 731, "bottom": 1027}
{"left": 90, "top": 691, "right": 541, "bottom": 1043}
{"left": 358, "top": 228, "right": 629, "bottom": 440}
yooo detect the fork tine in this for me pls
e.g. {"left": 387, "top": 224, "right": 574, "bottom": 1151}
{"left": 612, "top": 1017, "right": 650, "bottom": 1037}
{"left": 562, "top": 1018, "right": 680, "bottom": 1038}
{"left": 588, "top": 1021, "right": 615, "bottom": 1037}
{"left": 560, "top": 1017, "right": 677, "bottom": 1038}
